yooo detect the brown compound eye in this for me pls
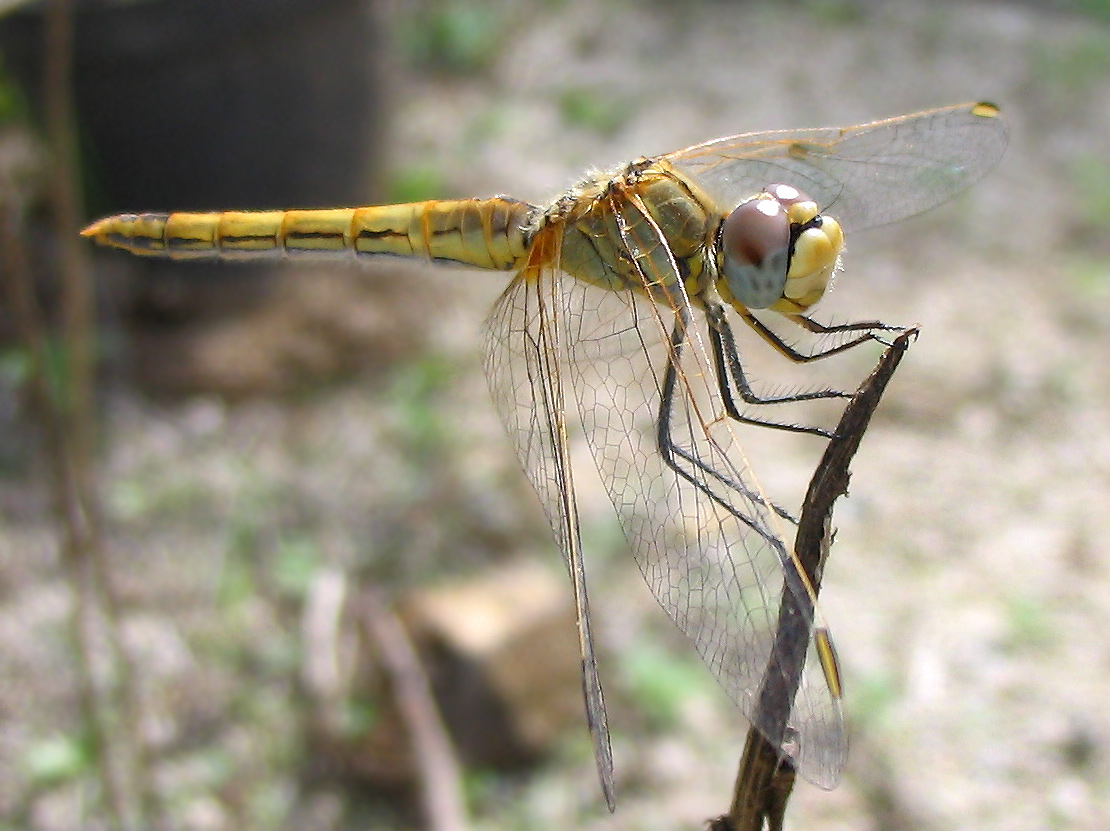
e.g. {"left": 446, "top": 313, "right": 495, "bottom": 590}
{"left": 719, "top": 196, "right": 790, "bottom": 309}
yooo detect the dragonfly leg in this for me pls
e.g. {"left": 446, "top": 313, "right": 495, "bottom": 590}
{"left": 738, "top": 308, "right": 900, "bottom": 363}
{"left": 784, "top": 313, "right": 904, "bottom": 336}
{"left": 705, "top": 303, "right": 838, "bottom": 439}
{"left": 708, "top": 305, "right": 849, "bottom": 405}
{"left": 657, "top": 312, "right": 798, "bottom": 529}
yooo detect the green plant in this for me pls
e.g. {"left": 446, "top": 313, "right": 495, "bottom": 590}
{"left": 399, "top": 0, "right": 506, "bottom": 75}
{"left": 558, "top": 86, "right": 633, "bottom": 137}
{"left": 389, "top": 353, "right": 455, "bottom": 456}
{"left": 387, "top": 163, "right": 451, "bottom": 204}
{"left": 847, "top": 670, "right": 901, "bottom": 733}
{"left": 620, "top": 640, "right": 711, "bottom": 729}
{"left": 1069, "top": 155, "right": 1110, "bottom": 231}
{"left": 271, "top": 535, "right": 323, "bottom": 600}
{"left": 23, "top": 733, "right": 93, "bottom": 787}
{"left": 1003, "top": 594, "right": 1055, "bottom": 652}
{"left": 0, "top": 53, "right": 29, "bottom": 125}
{"left": 1029, "top": 30, "right": 1110, "bottom": 99}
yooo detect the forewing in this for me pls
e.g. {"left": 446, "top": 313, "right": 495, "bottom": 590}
{"left": 483, "top": 259, "right": 616, "bottom": 810}
{"left": 666, "top": 101, "right": 1007, "bottom": 232}
{"left": 556, "top": 192, "right": 847, "bottom": 786}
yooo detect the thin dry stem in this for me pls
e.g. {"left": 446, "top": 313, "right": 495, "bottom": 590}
{"left": 359, "top": 588, "right": 470, "bottom": 831}
{"left": 11, "top": 1, "right": 154, "bottom": 827}
{"left": 721, "top": 329, "right": 917, "bottom": 831}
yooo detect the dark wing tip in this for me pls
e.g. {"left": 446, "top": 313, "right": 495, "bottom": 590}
{"left": 970, "top": 101, "right": 1002, "bottom": 119}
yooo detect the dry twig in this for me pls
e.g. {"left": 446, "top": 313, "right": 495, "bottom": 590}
{"left": 0, "top": 2, "right": 152, "bottom": 827}
{"left": 359, "top": 587, "right": 470, "bottom": 831}
{"left": 719, "top": 328, "right": 917, "bottom": 831}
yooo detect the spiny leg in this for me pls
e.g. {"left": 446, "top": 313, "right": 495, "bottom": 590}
{"left": 708, "top": 305, "right": 904, "bottom": 439}
{"left": 706, "top": 303, "right": 841, "bottom": 439}
{"left": 785, "top": 313, "right": 906, "bottom": 339}
{"left": 656, "top": 311, "right": 798, "bottom": 528}
{"left": 738, "top": 307, "right": 902, "bottom": 364}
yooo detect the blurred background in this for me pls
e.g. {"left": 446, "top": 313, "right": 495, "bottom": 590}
{"left": 1, "top": 0, "right": 1109, "bottom": 829}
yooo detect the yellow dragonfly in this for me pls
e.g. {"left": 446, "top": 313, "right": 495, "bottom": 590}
{"left": 83, "top": 101, "right": 1007, "bottom": 811}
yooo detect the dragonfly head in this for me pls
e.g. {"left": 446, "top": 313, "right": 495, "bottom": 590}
{"left": 716, "top": 183, "right": 844, "bottom": 314}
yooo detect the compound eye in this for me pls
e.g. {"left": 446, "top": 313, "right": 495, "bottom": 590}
{"left": 720, "top": 197, "right": 790, "bottom": 309}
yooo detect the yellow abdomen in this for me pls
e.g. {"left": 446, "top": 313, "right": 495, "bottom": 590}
{"left": 82, "top": 197, "right": 538, "bottom": 272}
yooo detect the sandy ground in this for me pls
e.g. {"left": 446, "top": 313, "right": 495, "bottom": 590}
{"left": 3, "top": 0, "right": 1110, "bottom": 829}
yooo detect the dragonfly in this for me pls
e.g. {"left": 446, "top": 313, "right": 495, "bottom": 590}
{"left": 83, "top": 101, "right": 1007, "bottom": 811}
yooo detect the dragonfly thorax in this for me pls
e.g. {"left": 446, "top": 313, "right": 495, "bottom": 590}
{"left": 553, "top": 164, "right": 713, "bottom": 301}
{"left": 716, "top": 183, "right": 844, "bottom": 314}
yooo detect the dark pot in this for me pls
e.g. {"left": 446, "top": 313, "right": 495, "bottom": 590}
{"left": 0, "top": 0, "right": 386, "bottom": 214}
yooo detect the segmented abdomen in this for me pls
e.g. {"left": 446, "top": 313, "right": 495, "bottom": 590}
{"left": 82, "top": 197, "right": 538, "bottom": 272}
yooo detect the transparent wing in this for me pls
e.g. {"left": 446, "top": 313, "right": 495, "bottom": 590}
{"left": 483, "top": 255, "right": 617, "bottom": 810}
{"left": 485, "top": 207, "right": 849, "bottom": 793}
{"left": 666, "top": 101, "right": 1008, "bottom": 232}
{"left": 557, "top": 203, "right": 847, "bottom": 787}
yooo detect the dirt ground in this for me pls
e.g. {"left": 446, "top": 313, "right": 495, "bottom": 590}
{"left": 3, "top": 1, "right": 1110, "bottom": 829}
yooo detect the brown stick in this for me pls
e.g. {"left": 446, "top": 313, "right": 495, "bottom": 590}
{"left": 720, "top": 328, "right": 917, "bottom": 831}
{"left": 3, "top": 3, "right": 153, "bottom": 827}
{"left": 359, "top": 588, "right": 470, "bottom": 831}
